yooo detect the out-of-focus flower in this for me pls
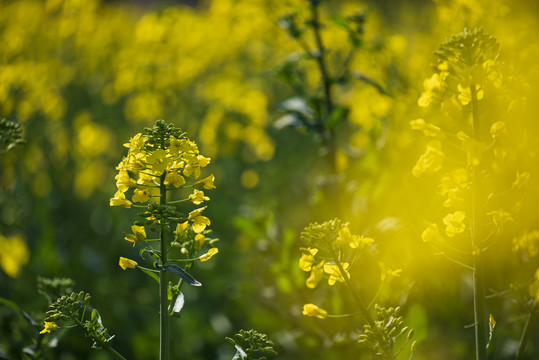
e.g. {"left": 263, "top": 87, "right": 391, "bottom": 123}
{"left": 443, "top": 211, "right": 466, "bottom": 237}
{"left": 0, "top": 234, "right": 29, "bottom": 278}
{"left": 302, "top": 303, "right": 327, "bottom": 318}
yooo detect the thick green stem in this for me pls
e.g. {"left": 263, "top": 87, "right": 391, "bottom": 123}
{"left": 159, "top": 172, "right": 170, "bottom": 360}
{"left": 470, "top": 85, "right": 488, "bottom": 360}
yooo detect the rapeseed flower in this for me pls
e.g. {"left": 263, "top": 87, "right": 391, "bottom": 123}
{"left": 302, "top": 304, "right": 327, "bottom": 319}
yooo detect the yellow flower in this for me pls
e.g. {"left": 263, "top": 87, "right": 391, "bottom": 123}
{"left": 457, "top": 84, "right": 484, "bottom": 106}
{"left": 298, "top": 248, "right": 318, "bottom": 272}
{"left": 199, "top": 248, "right": 218, "bottom": 262}
{"left": 324, "top": 262, "right": 350, "bottom": 285}
{"left": 123, "top": 133, "right": 146, "bottom": 153}
{"left": 194, "top": 174, "right": 216, "bottom": 189}
{"left": 421, "top": 223, "right": 443, "bottom": 243}
{"left": 379, "top": 262, "right": 402, "bottom": 283}
{"left": 443, "top": 211, "right": 466, "bottom": 237}
{"left": 189, "top": 189, "right": 210, "bottom": 205}
{"left": 409, "top": 118, "right": 443, "bottom": 137}
{"left": 490, "top": 121, "right": 506, "bottom": 138}
{"left": 512, "top": 230, "right": 539, "bottom": 257}
{"left": 412, "top": 140, "right": 444, "bottom": 177}
{"left": 119, "top": 257, "right": 138, "bottom": 270}
{"left": 115, "top": 170, "right": 136, "bottom": 193}
{"left": 132, "top": 188, "right": 151, "bottom": 203}
{"left": 302, "top": 303, "right": 327, "bottom": 319}
{"left": 195, "top": 233, "right": 205, "bottom": 248}
{"left": 176, "top": 221, "right": 189, "bottom": 234}
{"left": 0, "top": 234, "right": 29, "bottom": 278}
{"left": 487, "top": 209, "right": 514, "bottom": 227}
{"left": 188, "top": 207, "right": 210, "bottom": 233}
{"left": 125, "top": 225, "right": 146, "bottom": 244}
{"left": 306, "top": 261, "right": 325, "bottom": 289}
{"left": 110, "top": 191, "right": 132, "bottom": 208}
{"left": 146, "top": 149, "right": 170, "bottom": 175}
{"left": 39, "top": 321, "right": 59, "bottom": 334}
{"left": 164, "top": 172, "right": 185, "bottom": 188}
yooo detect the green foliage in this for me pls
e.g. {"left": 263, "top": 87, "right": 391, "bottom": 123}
{"left": 226, "top": 329, "right": 278, "bottom": 360}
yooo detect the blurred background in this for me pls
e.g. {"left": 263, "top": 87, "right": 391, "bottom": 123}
{"left": 1, "top": 0, "right": 538, "bottom": 359}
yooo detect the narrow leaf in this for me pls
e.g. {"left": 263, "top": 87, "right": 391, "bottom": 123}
{"left": 157, "top": 264, "right": 202, "bottom": 287}
{"left": 139, "top": 267, "right": 160, "bottom": 284}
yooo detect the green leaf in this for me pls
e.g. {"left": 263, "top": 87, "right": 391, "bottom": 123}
{"left": 0, "top": 296, "right": 37, "bottom": 326}
{"left": 157, "top": 264, "right": 202, "bottom": 287}
{"left": 138, "top": 267, "right": 160, "bottom": 284}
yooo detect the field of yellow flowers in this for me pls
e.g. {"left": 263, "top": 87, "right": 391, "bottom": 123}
{"left": 1, "top": 0, "right": 538, "bottom": 359}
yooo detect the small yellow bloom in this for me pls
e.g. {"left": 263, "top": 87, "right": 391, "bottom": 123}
{"left": 379, "top": 262, "right": 402, "bottom": 283}
{"left": 176, "top": 221, "right": 189, "bottom": 234}
{"left": 421, "top": 223, "right": 443, "bottom": 243}
{"left": 443, "top": 211, "right": 466, "bottom": 237}
{"left": 324, "top": 262, "right": 350, "bottom": 286}
{"left": 132, "top": 188, "right": 151, "bottom": 203}
{"left": 191, "top": 216, "right": 210, "bottom": 233}
{"left": 487, "top": 209, "right": 514, "bottom": 226}
{"left": 39, "top": 321, "right": 59, "bottom": 334}
{"left": 409, "top": 118, "right": 443, "bottom": 137}
{"left": 302, "top": 303, "right": 327, "bottom": 318}
{"left": 299, "top": 248, "right": 318, "bottom": 272}
{"left": 110, "top": 191, "right": 132, "bottom": 208}
{"left": 119, "top": 257, "right": 138, "bottom": 270}
{"left": 490, "top": 121, "right": 506, "bottom": 138}
{"left": 189, "top": 189, "right": 210, "bottom": 205}
{"left": 115, "top": 170, "right": 136, "bottom": 193}
{"left": 412, "top": 140, "right": 444, "bottom": 177}
{"left": 306, "top": 261, "right": 325, "bottom": 289}
{"left": 199, "top": 248, "right": 218, "bottom": 262}
{"left": 125, "top": 225, "right": 146, "bottom": 244}
{"left": 195, "top": 174, "right": 216, "bottom": 189}
{"left": 195, "top": 233, "right": 205, "bottom": 248}
{"left": 164, "top": 172, "right": 185, "bottom": 188}
{"left": 146, "top": 149, "right": 171, "bottom": 175}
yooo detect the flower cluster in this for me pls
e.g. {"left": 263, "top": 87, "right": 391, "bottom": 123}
{"left": 110, "top": 120, "right": 218, "bottom": 272}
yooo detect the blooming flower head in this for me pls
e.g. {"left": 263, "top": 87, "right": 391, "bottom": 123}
{"left": 306, "top": 261, "right": 325, "bottom": 289}
{"left": 302, "top": 303, "right": 328, "bottom": 318}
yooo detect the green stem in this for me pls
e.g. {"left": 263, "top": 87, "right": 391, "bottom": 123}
{"left": 159, "top": 172, "right": 170, "bottom": 360}
{"left": 515, "top": 300, "right": 536, "bottom": 360}
{"left": 470, "top": 84, "right": 488, "bottom": 360}
{"left": 71, "top": 317, "right": 127, "bottom": 360}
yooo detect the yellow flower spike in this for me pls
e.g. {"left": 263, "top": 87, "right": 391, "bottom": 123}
{"left": 298, "top": 248, "right": 318, "bottom": 272}
{"left": 422, "top": 223, "right": 443, "bottom": 243}
{"left": 164, "top": 172, "right": 185, "bottom": 188}
{"left": 324, "top": 262, "right": 350, "bottom": 286}
{"left": 306, "top": 261, "right": 325, "bottom": 289}
{"left": 132, "top": 188, "right": 151, "bottom": 203}
{"left": 194, "top": 174, "right": 216, "bottom": 189}
{"left": 119, "top": 257, "right": 138, "bottom": 270}
{"left": 39, "top": 321, "right": 59, "bottom": 334}
{"left": 110, "top": 191, "right": 132, "bottom": 208}
{"left": 302, "top": 304, "right": 328, "bottom": 319}
{"left": 443, "top": 211, "right": 466, "bottom": 237}
{"left": 189, "top": 189, "right": 210, "bottom": 205}
{"left": 199, "top": 248, "right": 218, "bottom": 262}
